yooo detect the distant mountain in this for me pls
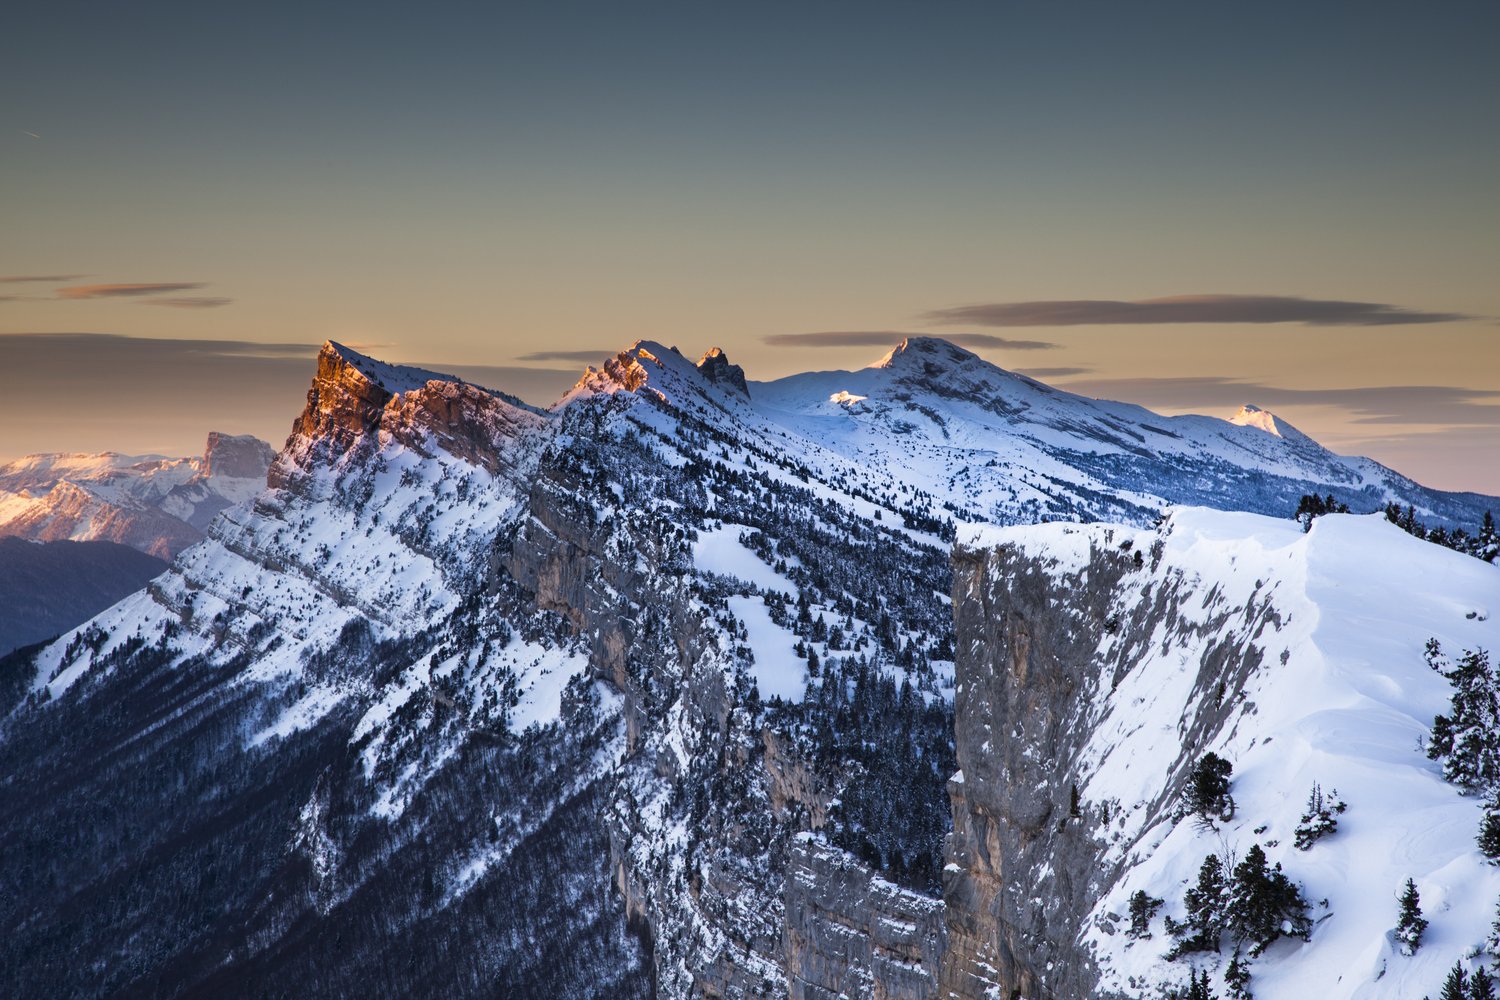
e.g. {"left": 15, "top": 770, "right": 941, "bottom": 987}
{"left": 0, "top": 537, "right": 166, "bottom": 656}
{"left": 0, "top": 431, "right": 274, "bottom": 558}
{"left": 746, "top": 336, "right": 1493, "bottom": 530}
{"left": 0, "top": 338, "right": 1494, "bottom": 998}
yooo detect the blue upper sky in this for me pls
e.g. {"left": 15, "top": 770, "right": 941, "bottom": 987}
{"left": 2, "top": 1, "right": 1497, "bottom": 491}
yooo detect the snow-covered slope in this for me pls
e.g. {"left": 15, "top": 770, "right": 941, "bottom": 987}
{"left": 0, "top": 432, "right": 274, "bottom": 557}
{"left": 947, "top": 509, "right": 1500, "bottom": 999}
{"left": 750, "top": 337, "right": 1494, "bottom": 530}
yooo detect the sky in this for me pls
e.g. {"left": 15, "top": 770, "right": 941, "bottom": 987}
{"left": 3, "top": 1, "right": 1497, "bottom": 493}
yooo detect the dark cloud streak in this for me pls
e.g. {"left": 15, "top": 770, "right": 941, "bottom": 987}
{"left": 0, "top": 274, "right": 87, "bottom": 283}
{"left": 58, "top": 282, "right": 206, "bottom": 299}
{"left": 926, "top": 294, "right": 1473, "bottom": 327}
{"left": 765, "top": 330, "right": 1057, "bottom": 350}
{"left": 142, "top": 297, "right": 234, "bottom": 309}
{"left": 1056, "top": 374, "right": 1500, "bottom": 427}
{"left": 514, "top": 348, "right": 617, "bottom": 363}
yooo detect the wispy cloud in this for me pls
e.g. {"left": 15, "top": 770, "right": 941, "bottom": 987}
{"left": 1059, "top": 374, "right": 1500, "bottom": 427}
{"left": 1017, "top": 366, "right": 1093, "bottom": 379}
{"left": 142, "top": 296, "right": 233, "bottom": 309}
{"left": 0, "top": 274, "right": 87, "bottom": 284}
{"left": 925, "top": 294, "right": 1473, "bottom": 327}
{"left": 57, "top": 282, "right": 206, "bottom": 300}
{"left": 765, "top": 330, "right": 1057, "bottom": 350}
{"left": 514, "top": 348, "right": 616, "bottom": 363}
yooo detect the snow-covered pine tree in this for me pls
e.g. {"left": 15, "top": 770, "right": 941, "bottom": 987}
{"left": 1479, "top": 802, "right": 1500, "bottom": 863}
{"left": 1489, "top": 897, "right": 1500, "bottom": 968}
{"left": 1479, "top": 512, "right": 1499, "bottom": 564}
{"left": 1171, "top": 854, "right": 1229, "bottom": 956}
{"left": 1396, "top": 878, "right": 1428, "bottom": 956}
{"left": 1226, "top": 844, "right": 1312, "bottom": 956}
{"left": 1293, "top": 782, "right": 1344, "bottom": 850}
{"left": 1127, "top": 889, "right": 1164, "bottom": 940}
{"left": 1186, "top": 752, "right": 1234, "bottom": 820}
{"left": 1426, "top": 644, "right": 1500, "bottom": 794}
{"left": 1224, "top": 952, "right": 1253, "bottom": 999}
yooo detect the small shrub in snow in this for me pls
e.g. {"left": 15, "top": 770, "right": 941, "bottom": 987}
{"left": 1293, "top": 782, "right": 1345, "bottom": 850}
{"left": 1395, "top": 878, "right": 1428, "bottom": 956}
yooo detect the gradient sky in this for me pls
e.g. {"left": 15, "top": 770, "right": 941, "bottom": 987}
{"left": 3, "top": 1, "right": 1497, "bottom": 492}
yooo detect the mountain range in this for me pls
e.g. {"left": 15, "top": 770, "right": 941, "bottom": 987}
{"left": 0, "top": 337, "right": 1494, "bottom": 999}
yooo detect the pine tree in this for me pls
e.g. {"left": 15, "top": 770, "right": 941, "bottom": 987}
{"left": 1294, "top": 782, "right": 1344, "bottom": 850}
{"left": 1172, "top": 854, "right": 1229, "bottom": 955}
{"left": 1186, "top": 752, "right": 1235, "bottom": 819}
{"left": 1490, "top": 896, "right": 1500, "bottom": 968}
{"left": 1480, "top": 511, "right": 1499, "bottom": 564}
{"left": 1437, "top": 963, "right": 1467, "bottom": 1000}
{"left": 1427, "top": 646, "right": 1500, "bottom": 794}
{"left": 1184, "top": 968, "right": 1218, "bottom": 1000}
{"left": 1226, "top": 844, "right": 1312, "bottom": 956}
{"left": 1396, "top": 878, "right": 1428, "bottom": 956}
{"left": 1473, "top": 967, "right": 1498, "bottom": 1000}
{"left": 1224, "top": 952, "right": 1253, "bottom": 1000}
{"left": 1127, "top": 889, "right": 1164, "bottom": 940}
{"left": 1479, "top": 805, "right": 1500, "bottom": 863}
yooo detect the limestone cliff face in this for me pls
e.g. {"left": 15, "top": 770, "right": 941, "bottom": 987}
{"left": 940, "top": 533, "right": 1130, "bottom": 1000}
{"left": 783, "top": 837, "right": 946, "bottom": 1000}
{"left": 200, "top": 432, "right": 275, "bottom": 480}
{"left": 941, "top": 524, "right": 1276, "bottom": 1000}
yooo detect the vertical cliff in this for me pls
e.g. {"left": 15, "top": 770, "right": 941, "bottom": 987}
{"left": 941, "top": 510, "right": 1500, "bottom": 999}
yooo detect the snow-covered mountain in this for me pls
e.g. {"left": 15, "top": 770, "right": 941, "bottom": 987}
{"left": 0, "top": 337, "right": 1494, "bottom": 998}
{"left": 748, "top": 337, "right": 1491, "bottom": 530}
{"left": 0, "top": 431, "right": 274, "bottom": 558}
{"left": 946, "top": 509, "right": 1500, "bottom": 999}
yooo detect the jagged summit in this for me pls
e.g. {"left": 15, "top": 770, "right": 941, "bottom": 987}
{"left": 695, "top": 347, "right": 750, "bottom": 397}
{"left": 320, "top": 340, "right": 465, "bottom": 395}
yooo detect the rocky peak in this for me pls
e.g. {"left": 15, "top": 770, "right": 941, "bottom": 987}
{"left": 201, "top": 432, "right": 275, "bottom": 480}
{"left": 694, "top": 348, "right": 749, "bottom": 397}
{"left": 1228, "top": 403, "right": 1313, "bottom": 446}
{"left": 868, "top": 336, "right": 981, "bottom": 374}
{"left": 275, "top": 341, "right": 548, "bottom": 486}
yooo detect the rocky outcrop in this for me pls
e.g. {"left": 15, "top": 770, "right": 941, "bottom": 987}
{"left": 274, "top": 341, "right": 547, "bottom": 488}
{"left": 696, "top": 348, "right": 750, "bottom": 397}
{"left": 784, "top": 836, "right": 945, "bottom": 1000}
{"left": 200, "top": 432, "right": 275, "bottom": 480}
